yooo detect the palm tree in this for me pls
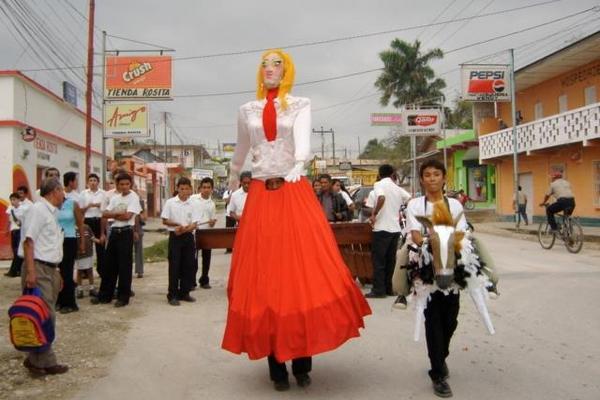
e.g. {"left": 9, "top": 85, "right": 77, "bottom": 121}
{"left": 375, "top": 39, "right": 446, "bottom": 108}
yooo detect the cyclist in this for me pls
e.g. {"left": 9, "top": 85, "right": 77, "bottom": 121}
{"left": 539, "top": 171, "right": 575, "bottom": 233}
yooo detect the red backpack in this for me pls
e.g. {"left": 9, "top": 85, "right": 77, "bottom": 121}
{"left": 8, "top": 287, "right": 55, "bottom": 352}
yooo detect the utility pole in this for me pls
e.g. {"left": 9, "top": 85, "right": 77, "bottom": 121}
{"left": 84, "top": 0, "right": 95, "bottom": 179}
{"left": 164, "top": 112, "right": 169, "bottom": 199}
{"left": 100, "top": 30, "right": 106, "bottom": 188}
{"left": 312, "top": 126, "right": 334, "bottom": 162}
{"left": 509, "top": 48, "right": 519, "bottom": 228}
{"left": 357, "top": 136, "right": 361, "bottom": 165}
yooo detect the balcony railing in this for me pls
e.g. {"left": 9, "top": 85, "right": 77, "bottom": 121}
{"left": 479, "top": 102, "right": 600, "bottom": 161}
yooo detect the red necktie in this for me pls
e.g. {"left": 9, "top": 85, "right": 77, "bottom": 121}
{"left": 262, "top": 88, "right": 278, "bottom": 142}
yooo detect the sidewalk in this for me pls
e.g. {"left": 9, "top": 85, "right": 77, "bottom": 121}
{"left": 474, "top": 220, "right": 600, "bottom": 245}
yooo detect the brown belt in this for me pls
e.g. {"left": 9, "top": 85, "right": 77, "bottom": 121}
{"left": 265, "top": 178, "right": 285, "bottom": 191}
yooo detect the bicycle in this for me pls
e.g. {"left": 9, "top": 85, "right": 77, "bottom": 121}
{"left": 537, "top": 205, "right": 583, "bottom": 253}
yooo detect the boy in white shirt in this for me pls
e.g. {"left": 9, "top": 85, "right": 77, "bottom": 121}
{"left": 92, "top": 173, "right": 141, "bottom": 307}
{"left": 79, "top": 173, "right": 107, "bottom": 278}
{"left": 192, "top": 177, "right": 217, "bottom": 289}
{"left": 5, "top": 193, "right": 23, "bottom": 277}
{"left": 162, "top": 177, "right": 201, "bottom": 306}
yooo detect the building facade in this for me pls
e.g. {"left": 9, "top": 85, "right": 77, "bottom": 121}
{"left": 0, "top": 70, "right": 113, "bottom": 258}
{"left": 478, "top": 33, "right": 600, "bottom": 224}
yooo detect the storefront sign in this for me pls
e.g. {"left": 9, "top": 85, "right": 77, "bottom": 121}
{"left": 105, "top": 56, "right": 172, "bottom": 99}
{"left": 339, "top": 161, "right": 352, "bottom": 171}
{"left": 370, "top": 113, "right": 402, "bottom": 126}
{"left": 461, "top": 64, "right": 511, "bottom": 102}
{"left": 402, "top": 109, "right": 441, "bottom": 136}
{"left": 104, "top": 103, "right": 149, "bottom": 138}
{"left": 191, "top": 168, "right": 213, "bottom": 180}
{"left": 34, "top": 138, "right": 58, "bottom": 154}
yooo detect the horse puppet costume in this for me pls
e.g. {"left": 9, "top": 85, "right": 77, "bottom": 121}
{"left": 409, "top": 201, "right": 495, "bottom": 342}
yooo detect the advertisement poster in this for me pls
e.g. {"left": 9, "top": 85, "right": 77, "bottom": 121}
{"left": 104, "top": 103, "right": 149, "bottom": 138}
{"left": 105, "top": 56, "right": 172, "bottom": 99}
{"left": 402, "top": 109, "right": 441, "bottom": 136}
{"left": 461, "top": 64, "right": 511, "bottom": 102}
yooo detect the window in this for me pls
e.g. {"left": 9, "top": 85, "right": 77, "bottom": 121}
{"left": 585, "top": 85, "right": 597, "bottom": 106}
{"left": 558, "top": 94, "right": 568, "bottom": 113}
{"left": 594, "top": 161, "right": 600, "bottom": 207}
{"left": 534, "top": 101, "right": 543, "bottom": 120}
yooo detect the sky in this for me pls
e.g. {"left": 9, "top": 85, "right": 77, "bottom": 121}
{"left": 1, "top": 0, "right": 599, "bottom": 158}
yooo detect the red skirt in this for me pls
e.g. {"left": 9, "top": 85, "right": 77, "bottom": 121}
{"left": 221, "top": 177, "right": 371, "bottom": 362}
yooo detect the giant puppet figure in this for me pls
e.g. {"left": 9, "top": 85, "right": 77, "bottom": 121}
{"left": 221, "top": 49, "right": 371, "bottom": 391}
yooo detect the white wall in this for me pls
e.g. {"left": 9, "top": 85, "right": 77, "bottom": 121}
{"left": 0, "top": 77, "right": 14, "bottom": 120}
{"left": 0, "top": 126, "right": 15, "bottom": 194}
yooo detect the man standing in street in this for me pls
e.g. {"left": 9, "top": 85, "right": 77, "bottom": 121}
{"left": 79, "top": 173, "right": 107, "bottom": 278}
{"left": 513, "top": 185, "right": 528, "bottom": 227}
{"left": 366, "top": 164, "right": 411, "bottom": 298}
{"left": 5, "top": 193, "right": 23, "bottom": 277}
{"left": 227, "top": 171, "right": 252, "bottom": 225}
{"left": 92, "top": 173, "right": 141, "bottom": 308}
{"left": 20, "top": 178, "right": 68, "bottom": 375}
{"left": 316, "top": 174, "right": 349, "bottom": 222}
{"left": 192, "top": 177, "right": 217, "bottom": 289}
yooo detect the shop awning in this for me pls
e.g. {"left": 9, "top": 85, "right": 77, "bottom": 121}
{"left": 436, "top": 130, "right": 477, "bottom": 150}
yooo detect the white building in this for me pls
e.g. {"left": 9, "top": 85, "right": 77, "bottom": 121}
{"left": 0, "top": 70, "right": 113, "bottom": 258}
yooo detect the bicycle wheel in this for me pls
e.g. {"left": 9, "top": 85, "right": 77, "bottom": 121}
{"left": 564, "top": 218, "right": 583, "bottom": 254}
{"left": 538, "top": 221, "right": 555, "bottom": 249}
{"left": 464, "top": 200, "right": 475, "bottom": 210}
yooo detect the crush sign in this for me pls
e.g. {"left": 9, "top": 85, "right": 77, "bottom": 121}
{"left": 461, "top": 64, "right": 511, "bottom": 102}
{"left": 105, "top": 56, "right": 172, "bottom": 100}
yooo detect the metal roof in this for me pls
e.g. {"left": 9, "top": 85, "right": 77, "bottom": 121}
{"left": 515, "top": 30, "right": 600, "bottom": 91}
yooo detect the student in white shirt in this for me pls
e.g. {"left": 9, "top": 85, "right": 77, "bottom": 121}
{"left": 161, "top": 177, "right": 201, "bottom": 306}
{"left": 192, "top": 177, "right": 217, "bottom": 289}
{"left": 365, "top": 164, "right": 411, "bottom": 298}
{"left": 32, "top": 167, "right": 60, "bottom": 202}
{"left": 227, "top": 171, "right": 252, "bottom": 223}
{"left": 92, "top": 173, "right": 141, "bottom": 308}
{"left": 20, "top": 177, "right": 69, "bottom": 375}
{"left": 79, "top": 173, "right": 107, "bottom": 277}
{"left": 5, "top": 193, "right": 23, "bottom": 277}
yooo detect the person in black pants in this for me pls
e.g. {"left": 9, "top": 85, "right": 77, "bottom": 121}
{"left": 80, "top": 173, "right": 107, "bottom": 279}
{"left": 192, "top": 177, "right": 218, "bottom": 289}
{"left": 268, "top": 356, "right": 312, "bottom": 391}
{"left": 5, "top": 193, "right": 23, "bottom": 277}
{"left": 92, "top": 173, "right": 141, "bottom": 308}
{"left": 161, "top": 177, "right": 200, "bottom": 306}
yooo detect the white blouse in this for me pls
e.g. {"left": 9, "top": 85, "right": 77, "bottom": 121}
{"left": 230, "top": 95, "right": 311, "bottom": 180}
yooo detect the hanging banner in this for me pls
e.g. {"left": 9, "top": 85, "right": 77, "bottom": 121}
{"left": 461, "top": 64, "right": 511, "bottom": 102}
{"left": 402, "top": 109, "right": 441, "bottom": 136}
{"left": 370, "top": 113, "right": 402, "bottom": 126}
{"left": 105, "top": 56, "right": 172, "bottom": 100}
{"left": 104, "top": 103, "right": 149, "bottom": 138}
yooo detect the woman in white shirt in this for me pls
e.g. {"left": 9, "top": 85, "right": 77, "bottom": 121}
{"left": 222, "top": 49, "right": 370, "bottom": 391}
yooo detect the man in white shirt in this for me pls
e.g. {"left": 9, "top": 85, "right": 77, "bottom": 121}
{"left": 227, "top": 171, "right": 252, "bottom": 223}
{"left": 192, "top": 177, "right": 217, "bottom": 289}
{"left": 20, "top": 178, "right": 69, "bottom": 375}
{"left": 92, "top": 173, "right": 141, "bottom": 307}
{"left": 365, "top": 164, "right": 411, "bottom": 299}
{"left": 5, "top": 193, "right": 23, "bottom": 277}
{"left": 162, "top": 177, "right": 201, "bottom": 305}
{"left": 79, "top": 173, "right": 107, "bottom": 277}
{"left": 32, "top": 167, "right": 60, "bottom": 202}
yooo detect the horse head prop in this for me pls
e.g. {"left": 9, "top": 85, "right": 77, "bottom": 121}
{"left": 416, "top": 201, "right": 464, "bottom": 290}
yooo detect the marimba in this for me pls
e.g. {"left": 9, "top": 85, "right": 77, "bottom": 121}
{"left": 195, "top": 222, "right": 373, "bottom": 280}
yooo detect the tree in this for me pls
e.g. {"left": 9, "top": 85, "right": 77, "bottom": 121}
{"left": 445, "top": 98, "right": 473, "bottom": 129}
{"left": 359, "top": 138, "right": 389, "bottom": 159}
{"left": 375, "top": 39, "right": 446, "bottom": 108}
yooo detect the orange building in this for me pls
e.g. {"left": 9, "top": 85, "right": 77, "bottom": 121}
{"left": 477, "top": 32, "right": 600, "bottom": 225}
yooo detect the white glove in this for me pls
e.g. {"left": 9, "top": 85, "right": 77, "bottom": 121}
{"left": 284, "top": 161, "right": 305, "bottom": 183}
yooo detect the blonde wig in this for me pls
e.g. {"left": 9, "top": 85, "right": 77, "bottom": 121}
{"left": 256, "top": 49, "right": 295, "bottom": 110}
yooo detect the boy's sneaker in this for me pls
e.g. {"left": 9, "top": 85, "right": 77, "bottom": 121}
{"left": 487, "top": 284, "right": 499, "bottom": 299}
{"left": 432, "top": 378, "right": 453, "bottom": 398}
{"left": 392, "top": 295, "right": 408, "bottom": 310}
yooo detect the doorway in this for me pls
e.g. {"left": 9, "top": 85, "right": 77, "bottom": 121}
{"left": 518, "top": 172, "right": 533, "bottom": 219}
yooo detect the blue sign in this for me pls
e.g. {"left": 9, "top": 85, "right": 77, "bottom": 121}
{"left": 62, "top": 81, "right": 77, "bottom": 107}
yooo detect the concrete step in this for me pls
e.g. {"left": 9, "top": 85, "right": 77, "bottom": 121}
{"left": 465, "top": 208, "right": 499, "bottom": 223}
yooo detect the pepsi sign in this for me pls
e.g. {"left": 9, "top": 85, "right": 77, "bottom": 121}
{"left": 461, "top": 65, "right": 511, "bottom": 102}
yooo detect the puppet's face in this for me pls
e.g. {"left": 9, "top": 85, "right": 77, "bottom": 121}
{"left": 262, "top": 52, "right": 284, "bottom": 89}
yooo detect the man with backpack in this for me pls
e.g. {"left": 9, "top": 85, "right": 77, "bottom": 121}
{"left": 19, "top": 178, "right": 69, "bottom": 375}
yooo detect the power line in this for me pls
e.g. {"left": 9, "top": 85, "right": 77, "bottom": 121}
{"left": 107, "top": 33, "right": 174, "bottom": 51}
{"left": 427, "top": 0, "right": 478, "bottom": 43}
{"left": 417, "top": 0, "right": 459, "bottom": 40}
{"left": 19, "top": 0, "right": 563, "bottom": 73}
{"left": 435, "top": 0, "right": 495, "bottom": 48}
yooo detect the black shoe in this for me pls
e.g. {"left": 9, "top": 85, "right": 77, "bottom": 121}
{"left": 178, "top": 294, "right": 196, "bottom": 303}
{"left": 273, "top": 380, "right": 290, "bottom": 392}
{"left": 392, "top": 295, "right": 408, "bottom": 310}
{"left": 59, "top": 306, "right": 79, "bottom": 314}
{"left": 90, "top": 297, "right": 110, "bottom": 305}
{"left": 200, "top": 283, "right": 212, "bottom": 289}
{"left": 114, "top": 300, "right": 128, "bottom": 308}
{"left": 168, "top": 298, "right": 181, "bottom": 306}
{"left": 365, "top": 292, "right": 386, "bottom": 299}
{"left": 295, "top": 373, "right": 311, "bottom": 388}
{"left": 432, "top": 378, "right": 453, "bottom": 398}
{"left": 136, "top": 273, "right": 143, "bottom": 278}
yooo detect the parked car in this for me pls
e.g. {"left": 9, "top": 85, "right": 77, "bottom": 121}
{"left": 351, "top": 185, "right": 373, "bottom": 221}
